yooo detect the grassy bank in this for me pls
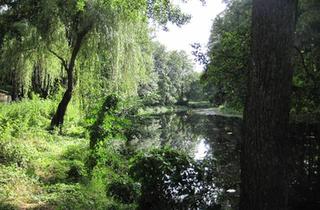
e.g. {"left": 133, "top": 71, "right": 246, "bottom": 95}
{"left": 136, "top": 101, "right": 212, "bottom": 116}
{"left": 0, "top": 99, "right": 136, "bottom": 210}
{"left": 216, "top": 104, "right": 243, "bottom": 117}
{"left": 136, "top": 101, "right": 243, "bottom": 118}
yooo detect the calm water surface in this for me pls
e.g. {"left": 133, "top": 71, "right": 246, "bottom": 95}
{"left": 128, "top": 109, "right": 320, "bottom": 210}
{"left": 129, "top": 109, "right": 242, "bottom": 209}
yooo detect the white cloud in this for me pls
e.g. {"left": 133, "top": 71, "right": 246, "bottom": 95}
{"left": 154, "top": 0, "right": 226, "bottom": 72}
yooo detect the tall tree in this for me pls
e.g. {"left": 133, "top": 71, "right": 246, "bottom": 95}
{"left": 203, "top": 0, "right": 251, "bottom": 108}
{"left": 0, "top": 0, "right": 191, "bottom": 128}
{"left": 240, "top": 0, "right": 297, "bottom": 209}
{"left": 47, "top": 0, "right": 190, "bottom": 128}
{"left": 49, "top": 10, "right": 93, "bottom": 128}
{"left": 150, "top": 42, "right": 194, "bottom": 106}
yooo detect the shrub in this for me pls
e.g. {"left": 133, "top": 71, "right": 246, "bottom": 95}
{"left": 67, "top": 160, "right": 87, "bottom": 182}
{"left": 107, "top": 178, "right": 141, "bottom": 204}
{"left": 129, "top": 148, "right": 194, "bottom": 209}
{"left": 0, "top": 140, "right": 31, "bottom": 167}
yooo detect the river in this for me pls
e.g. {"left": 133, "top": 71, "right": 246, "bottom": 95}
{"left": 127, "top": 108, "right": 319, "bottom": 210}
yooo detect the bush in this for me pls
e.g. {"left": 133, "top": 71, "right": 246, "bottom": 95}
{"left": 0, "top": 140, "right": 31, "bottom": 167}
{"left": 0, "top": 97, "right": 137, "bottom": 209}
{"left": 107, "top": 178, "right": 141, "bottom": 204}
{"left": 44, "top": 183, "right": 89, "bottom": 209}
{"left": 67, "top": 160, "right": 87, "bottom": 182}
{"left": 129, "top": 148, "right": 194, "bottom": 209}
{"left": 0, "top": 99, "right": 54, "bottom": 136}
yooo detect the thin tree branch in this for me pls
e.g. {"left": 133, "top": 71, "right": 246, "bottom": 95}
{"left": 48, "top": 48, "right": 68, "bottom": 70}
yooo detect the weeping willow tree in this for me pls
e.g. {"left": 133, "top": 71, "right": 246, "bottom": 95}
{"left": 48, "top": 0, "right": 190, "bottom": 128}
{"left": 78, "top": 19, "right": 153, "bottom": 113}
{"left": 0, "top": 0, "right": 190, "bottom": 128}
{"left": 0, "top": 21, "right": 62, "bottom": 100}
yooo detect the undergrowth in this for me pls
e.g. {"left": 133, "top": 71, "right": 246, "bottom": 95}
{"left": 0, "top": 97, "right": 195, "bottom": 210}
{"left": 0, "top": 98, "right": 137, "bottom": 209}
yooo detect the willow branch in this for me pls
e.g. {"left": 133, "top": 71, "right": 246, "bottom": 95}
{"left": 48, "top": 48, "right": 68, "bottom": 70}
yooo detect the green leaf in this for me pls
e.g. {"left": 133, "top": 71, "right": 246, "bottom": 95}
{"left": 76, "top": 0, "right": 86, "bottom": 11}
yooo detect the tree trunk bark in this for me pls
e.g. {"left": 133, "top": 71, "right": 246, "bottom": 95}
{"left": 50, "top": 67, "right": 73, "bottom": 128}
{"left": 50, "top": 26, "right": 91, "bottom": 128}
{"left": 240, "top": 0, "right": 296, "bottom": 210}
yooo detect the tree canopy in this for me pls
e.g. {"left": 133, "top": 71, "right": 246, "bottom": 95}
{"left": 0, "top": 0, "right": 193, "bottom": 126}
{"left": 203, "top": 0, "right": 320, "bottom": 116}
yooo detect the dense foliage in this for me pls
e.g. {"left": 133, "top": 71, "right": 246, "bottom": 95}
{"left": 1, "top": 0, "right": 319, "bottom": 209}
{"left": 203, "top": 0, "right": 320, "bottom": 116}
{"left": 138, "top": 42, "right": 197, "bottom": 106}
{"left": 202, "top": 0, "right": 250, "bottom": 109}
{"left": 0, "top": 1, "right": 208, "bottom": 209}
{"left": 0, "top": 0, "right": 193, "bottom": 127}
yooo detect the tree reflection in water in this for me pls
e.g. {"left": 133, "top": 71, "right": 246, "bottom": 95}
{"left": 127, "top": 111, "right": 319, "bottom": 210}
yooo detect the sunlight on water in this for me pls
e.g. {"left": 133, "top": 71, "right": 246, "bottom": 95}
{"left": 194, "top": 138, "right": 209, "bottom": 160}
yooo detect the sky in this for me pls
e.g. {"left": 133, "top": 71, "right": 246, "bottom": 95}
{"left": 154, "top": 0, "right": 226, "bottom": 72}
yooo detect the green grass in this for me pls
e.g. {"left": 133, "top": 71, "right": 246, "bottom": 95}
{"left": 0, "top": 98, "right": 136, "bottom": 209}
{"left": 137, "top": 101, "right": 212, "bottom": 116}
{"left": 217, "top": 104, "right": 243, "bottom": 117}
{"left": 0, "top": 98, "right": 88, "bottom": 209}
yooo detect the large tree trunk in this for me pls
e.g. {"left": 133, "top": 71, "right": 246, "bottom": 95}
{"left": 50, "top": 67, "right": 73, "bottom": 128}
{"left": 50, "top": 27, "right": 90, "bottom": 128}
{"left": 240, "top": 0, "right": 296, "bottom": 210}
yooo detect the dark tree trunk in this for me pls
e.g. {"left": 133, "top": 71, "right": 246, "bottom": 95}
{"left": 31, "top": 64, "right": 51, "bottom": 98}
{"left": 11, "top": 68, "right": 21, "bottom": 101}
{"left": 240, "top": 0, "right": 297, "bottom": 210}
{"left": 50, "top": 68, "right": 73, "bottom": 128}
{"left": 50, "top": 27, "right": 90, "bottom": 128}
{"left": 11, "top": 76, "right": 18, "bottom": 101}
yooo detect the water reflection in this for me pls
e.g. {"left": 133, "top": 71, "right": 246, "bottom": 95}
{"left": 128, "top": 110, "right": 320, "bottom": 209}
{"left": 288, "top": 123, "right": 320, "bottom": 210}
{"left": 128, "top": 110, "right": 241, "bottom": 209}
{"left": 194, "top": 138, "right": 210, "bottom": 160}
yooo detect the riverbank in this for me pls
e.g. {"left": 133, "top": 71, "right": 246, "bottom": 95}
{"left": 2, "top": 99, "right": 317, "bottom": 209}
{"left": 137, "top": 101, "right": 243, "bottom": 118}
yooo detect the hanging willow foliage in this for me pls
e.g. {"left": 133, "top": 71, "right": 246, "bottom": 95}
{"left": 76, "top": 14, "right": 153, "bottom": 113}
{"left": 0, "top": 0, "right": 191, "bottom": 126}
{"left": 0, "top": 24, "right": 63, "bottom": 99}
